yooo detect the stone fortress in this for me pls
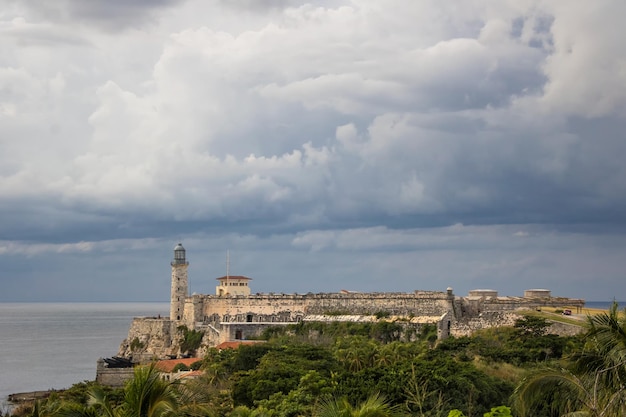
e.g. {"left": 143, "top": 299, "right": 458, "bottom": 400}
{"left": 114, "top": 243, "right": 585, "bottom": 363}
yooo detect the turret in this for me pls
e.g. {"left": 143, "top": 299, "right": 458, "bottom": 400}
{"left": 170, "top": 243, "right": 189, "bottom": 321}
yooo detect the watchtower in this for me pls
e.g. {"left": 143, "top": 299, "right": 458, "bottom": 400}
{"left": 170, "top": 243, "right": 189, "bottom": 321}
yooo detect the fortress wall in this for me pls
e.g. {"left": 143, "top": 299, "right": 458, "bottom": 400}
{"left": 547, "top": 321, "right": 584, "bottom": 336}
{"left": 197, "top": 295, "right": 308, "bottom": 320}
{"left": 214, "top": 320, "right": 431, "bottom": 344}
{"left": 96, "top": 359, "right": 135, "bottom": 387}
{"left": 221, "top": 322, "right": 275, "bottom": 342}
{"left": 480, "top": 298, "right": 585, "bottom": 311}
{"left": 303, "top": 293, "right": 451, "bottom": 316}
{"left": 449, "top": 312, "right": 585, "bottom": 337}
{"left": 196, "top": 292, "right": 453, "bottom": 321}
{"left": 450, "top": 312, "right": 518, "bottom": 337}
{"left": 118, "top": 318, "right": 178, "bottom": 361}
{"left": 195, "top": 322, "right": 307, "bottom": 352}
{"left": 183, "top": 295, "right": 206, "bottom": 327}
{"left": 459, "top": 297, "right": 585, "bottom": 316}
{"left": 116, "top": 293, "right": 586, "bottom": 360}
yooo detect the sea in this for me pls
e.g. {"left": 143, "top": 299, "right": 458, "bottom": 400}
{"left": 0, "top": 302, "right": 169, "bottom": 408}
{"left": 0, "top": 300, "right": 622, "bottom": 408}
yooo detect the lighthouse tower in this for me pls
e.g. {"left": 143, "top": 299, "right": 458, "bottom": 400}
{"left": 170, "top": 243, "right": 189, "bottom": 321}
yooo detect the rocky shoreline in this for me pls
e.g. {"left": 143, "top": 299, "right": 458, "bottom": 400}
{"left": 7, "top": 390, "right": 56, "bottom": 404}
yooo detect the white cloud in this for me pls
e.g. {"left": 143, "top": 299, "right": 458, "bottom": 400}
{"left": 0, "top": 0, "right": 625, "bottom": 301}
{"left": 539, "top": 1, "right": 626, "bottom": 117}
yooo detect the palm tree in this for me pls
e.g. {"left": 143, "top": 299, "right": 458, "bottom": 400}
{"left": 28, "top": 398, "right": 64, "bottom": 417}
{"left": 175, "top": 373, "right": 226, "bottom": 417}
{"left": 315, "top": 393, "right": 404, "bottom": 417}
{"left": 513, "top": 366, "right": 626, "bottom": 417}
{"left": 573, "top": 302, "right": 626, "bottom": 389}
{"left": 85, "top": 387, "right": 118, "bottom": 417}
{"left": 56, "top": 402, "right": 102, "bottom": 417}
{"left": 119, "top": 364, "right": 179, "bottom": 417}
{"left": 87, "top": 364, "right": 179, "bottom": 417}
{"left": 513, "top": 302, "right": 626, "bottom": 417}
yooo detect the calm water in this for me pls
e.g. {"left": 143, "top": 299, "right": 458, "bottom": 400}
{"left": 584, "top": 301, "right": 624, "bottom": 310}
{"left": 0, "top": 302, "right": 168, "bottom": 405}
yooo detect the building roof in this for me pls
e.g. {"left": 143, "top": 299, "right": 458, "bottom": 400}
{"left": 216, "top": 275, "right": 252, "bottom": 281}
{"left": 155, "top": 357, "right": 201, "bottom": 373}
{"left": 167, "top": 369, "right": 204, "bottom": 381}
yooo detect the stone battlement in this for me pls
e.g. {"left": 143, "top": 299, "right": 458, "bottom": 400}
{"left": 113, "top": 244, "right": 585, "bottom": 363}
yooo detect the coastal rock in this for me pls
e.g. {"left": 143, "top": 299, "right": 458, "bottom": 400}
{"left": 118, "top": 317, "right": 180, "bottom": 362}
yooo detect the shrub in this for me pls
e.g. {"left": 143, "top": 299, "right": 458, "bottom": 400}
{"left": 178, "top": 325, "right": 205, "bottom": 354}
{"left": 172, "top": 363, "right": 190, "bottom": 372}
{"left": 130, "top": 337, "right": 144, "bottom": 351}
{"left": 374, "top": 311, "right": 391, "bottom": 319}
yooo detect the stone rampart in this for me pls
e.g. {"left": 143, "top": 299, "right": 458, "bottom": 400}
{"left": 449, "top": 312, "right": 585, "bottom": 337}
{"left": 116, "top": 290, "right": 586, "bottom": 360}
{"left": 118, "top": 318, "right": 178, "bottom": 361}
{"left": 450, "top": 312, "right": 518, "bottom": 337}
{"left": 546, "top": 321, "right": 584, "bottom": 336}
{"left": 189, "top": 291, "right": 453, "bottom": 327}
{"left": 95, "top": 359, "right": 134, "bottom": 387}
{"left": 459, "top": 296, "right": 585, "bottom": 316}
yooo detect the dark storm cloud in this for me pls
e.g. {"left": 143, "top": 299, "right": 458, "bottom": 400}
{"left": 6, "top": 0, "right": 186, "bottom": 30}
{"left": 3, "top": 112, "right": 626, "bottom": 242}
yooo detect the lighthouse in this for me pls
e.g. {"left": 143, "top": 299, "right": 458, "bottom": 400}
{"left": 170, "top": 243, "right": 189, "bottom": 321}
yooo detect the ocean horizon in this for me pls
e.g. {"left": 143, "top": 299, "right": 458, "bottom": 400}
{"left": 0, "top": 300, "right": 623, "bottom": 406}
{"left": 0, "top": 302, "right": 169, "bottom": 406}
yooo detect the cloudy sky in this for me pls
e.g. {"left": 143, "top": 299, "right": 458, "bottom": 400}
{"left": 1, "top": 0, "right": 624, "bottom": 302}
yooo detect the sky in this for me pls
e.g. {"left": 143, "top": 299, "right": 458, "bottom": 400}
{"left": 0, "top": 0, "right": 625, "bottom": 302}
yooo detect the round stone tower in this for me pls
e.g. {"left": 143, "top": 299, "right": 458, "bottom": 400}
{"left": 170, "top": 243, "right": 189, "bottom": 321}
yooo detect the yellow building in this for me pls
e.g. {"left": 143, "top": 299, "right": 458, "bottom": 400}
{"left": 215, "top": 275, "right": 252, "bottom": 296}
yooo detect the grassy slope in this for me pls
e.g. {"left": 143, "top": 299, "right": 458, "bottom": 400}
{"left": 517, "top": 305, "right": 620, "bottom": 327}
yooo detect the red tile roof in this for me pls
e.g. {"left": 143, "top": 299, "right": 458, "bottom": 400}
{"left": 155, "top": 358, "right": 201, "bottom": 373}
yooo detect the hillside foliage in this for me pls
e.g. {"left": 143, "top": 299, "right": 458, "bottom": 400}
{"left": 13, "top": 314, "right": 608, "bottom": 417}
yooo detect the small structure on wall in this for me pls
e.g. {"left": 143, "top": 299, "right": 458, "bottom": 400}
{"left": 468, "top": 289, "right": 498, "bottom": 299}
{"left": 524, "top": 289, "right": 552, "bottom": 298}
{"left": 216, "top": 275, "right": 252, "bottom": 297}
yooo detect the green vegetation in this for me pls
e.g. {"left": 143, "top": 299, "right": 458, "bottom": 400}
{"left": 172, "top": 363, "right": 190, "bottom": 372}
{"left": 178, "top": 325, "right": 205, "bottom": 355}
{"left": 316, "top": 393, "right": 403, "bottom": 417}
{"left": 18, "top": 307, "right": 626, "bottom": 417}
{"left": 130, "top": 337, "right": 145, "bottom": 352}
{"left": 374, "top": 311, "right": 391, "bottom": 319}
{"left": 261, "top": 320, "right": 408, "bottom": 343}
{"left": 323, "top": 310, "right": 351, "bottom": 316}
{"left": 513, "top": 302, "right": 626, "bottom": 416}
